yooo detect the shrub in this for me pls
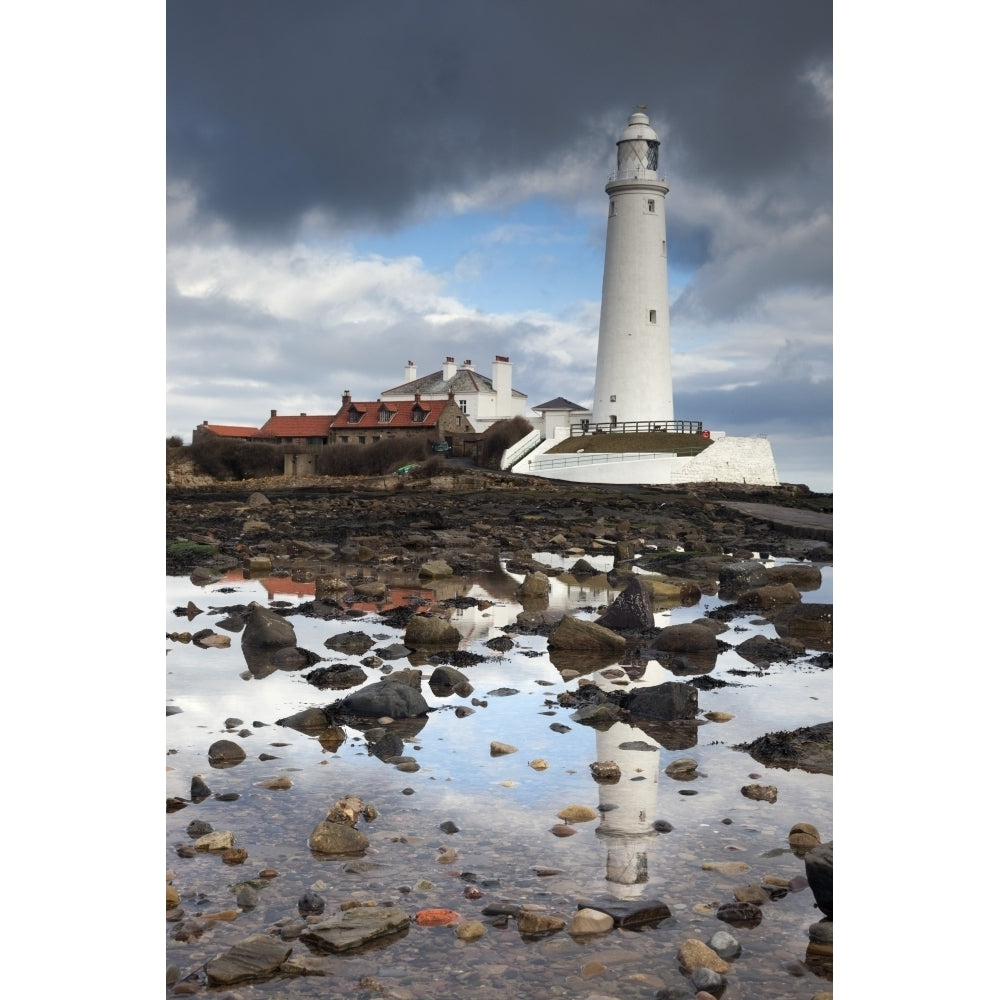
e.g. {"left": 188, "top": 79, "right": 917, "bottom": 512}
{"left": 166, "top": 435, "right": 184, "bottom": 448}
{"left": 316, "top": 438, "right": 429, "bottom": 477}
{"left": 477, "top": 416, "right": 533, "bottom": 469}
{"left": 189, "top": 436, "right": 284, "bottom": 480}
{"left": 410, "top": 454, "right": 447, "bottom": 479}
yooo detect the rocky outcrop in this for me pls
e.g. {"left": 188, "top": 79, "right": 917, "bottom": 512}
{"left": 734, "top": 721, "right": 833, "bottom": 775}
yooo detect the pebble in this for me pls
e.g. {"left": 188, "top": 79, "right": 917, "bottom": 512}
{"left": 455, "top": 920, "right": 487, "bottom": 941}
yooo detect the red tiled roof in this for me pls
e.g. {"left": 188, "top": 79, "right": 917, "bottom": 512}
{"left": 201, "top": 424, "right": 264, "bottom": 438}
{"left": 259, "top": 414, "right": 335, "bottom": 437}
{"left": 330, "top": 399, "right": 452, "bottom": 429}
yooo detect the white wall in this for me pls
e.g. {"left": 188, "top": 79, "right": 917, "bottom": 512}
{"left": 513, "top": 435, "right": 779, "bottom": 486}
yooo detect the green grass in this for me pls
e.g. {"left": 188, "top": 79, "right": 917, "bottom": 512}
{"left": 546, "top": 432, "right": 714, "bottom": 456}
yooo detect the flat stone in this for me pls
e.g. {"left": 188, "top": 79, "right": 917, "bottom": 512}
{"left": 205, "top": 935, "right": 292, "bottom": 986}
{"left": 300, "top": 906, "right": 410, "bottom": 953}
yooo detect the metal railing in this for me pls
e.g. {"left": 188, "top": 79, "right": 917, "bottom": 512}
{"left": 531, "top": 451, "right": 677, "bottom": 471}
{"left": 569, "top": 419, "right": 703, "bottom": 437}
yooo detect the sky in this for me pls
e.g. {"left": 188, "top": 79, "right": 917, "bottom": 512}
{"left": 165, "top": 0, "right": 833, "bottom": 491}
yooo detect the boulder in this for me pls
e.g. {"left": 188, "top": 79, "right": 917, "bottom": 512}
{"left": 517, "top": 571, "right": 552, "bottom": 599}
{"left": 307, "top": 821, "right": 370, "bottom": 855}
{"left": 804, "top": 840, "right": 833, "bottom": 917}
{"left": 428, "top": 665, "right": 472, "bottom": 696}
{"left": 418, "top": 559, "right": 454, "bottom": 579}
{"left": 334, "top": 680, "right": 430, "bottom": 719}
{"left": 651, "top": 623, "right": 718, "bottom": 653}
{"left": 595, "top": 577, "right": 654, "bottom": 631}
{"left": 718, "top": 560, "right": 769, "bottom": 595}
{"left": 736, "top": 634, "right": 806, "bottom": 665}
{"left": 622, "top": 681, "right": 698, "bottom": 721}
{"left": 241, "top": 602, "right": 297, "bottom": 650}
{"left": 403, "top": 614, "right": 461, "bottom": 649}
{"left": 548, "top": 615, "right": 626, "bottom": 654}
{"left": 773, "top": 602, "right": 833, "bottom": 650}
{"left": 766, "top": 564, "right": 823, "bottom": 590}
{"left": 735, "top": 582, "right": 802, "bottom": 612}
{"left": 208, "top": 739, "right": 246, "bottom": 767}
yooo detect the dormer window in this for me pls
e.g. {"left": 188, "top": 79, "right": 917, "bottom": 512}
{"left": 412, "top": 407, "right": 427, "bottom": 423}
{"left": 348, "top": 408, "right": 361, "bottom": 424}
{"left": 378, "top": 406, "right": 393, "bottom": 423}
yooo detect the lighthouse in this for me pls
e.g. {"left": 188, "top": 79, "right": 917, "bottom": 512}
{"left": 591, "top": 110, "right": 673, "bottom": 427}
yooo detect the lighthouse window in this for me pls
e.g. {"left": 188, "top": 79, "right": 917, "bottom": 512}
{"left": 649, "top": 309, "right": 657, "bottom": 323}
{"left": 609, "top": 200, "right": 616, "bottom": 217}
{"left": 647, "top": 200, "right": 655, "bottom": 213}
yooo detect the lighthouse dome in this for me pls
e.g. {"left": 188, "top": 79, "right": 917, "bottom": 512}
{"left": 618, "top": 111, "right": 658, "bottom": 143}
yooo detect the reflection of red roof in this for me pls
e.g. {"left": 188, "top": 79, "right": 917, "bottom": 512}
{"left": 202, "top": 424, "right": 264, "bottom": 438}
{"left": 331, "top": 399, "right": 451, "bottom": 429}
{"left": 259, "top": 414, "right": 335, "bottom": 437}
{"left": 218, "top": 569, "right": 432, "bottom": 609}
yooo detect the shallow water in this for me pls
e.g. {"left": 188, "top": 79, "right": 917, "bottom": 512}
{"left": 166, "top": 557, "right": 832, "bottom": 998}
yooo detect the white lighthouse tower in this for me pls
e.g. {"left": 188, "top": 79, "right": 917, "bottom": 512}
{"left": 591, "top": 110, "right": 673, "bottom": 428}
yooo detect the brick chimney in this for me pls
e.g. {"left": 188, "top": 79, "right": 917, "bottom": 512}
{"left": 270, "top": 409, "right": 277, "bottom": 418}
{"left": 342, "top": 391, "right": 351, "bottom": 405}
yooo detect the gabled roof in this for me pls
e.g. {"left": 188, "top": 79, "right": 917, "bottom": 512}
{"left": 259, "top": 414, "right": 336, "bottom": 437}
{"left": 200, "top": 424, "right": 265, "bottom": 438}
{"left": 533, "top": 397, "right": 589, "bottom": 412}
{"left": 330, "top": 398, "right": 454, "bottom": 429}
{"left": 382, "top": 369, "right": 527, "bottom": 399}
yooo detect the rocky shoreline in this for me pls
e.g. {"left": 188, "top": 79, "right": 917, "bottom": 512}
{"left": 167, "top": 470, "right": 833, "bottom": 997}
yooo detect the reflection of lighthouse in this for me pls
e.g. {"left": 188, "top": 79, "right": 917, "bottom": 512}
{"left": 592, "top": 721, "right": 662, "bottom": 899}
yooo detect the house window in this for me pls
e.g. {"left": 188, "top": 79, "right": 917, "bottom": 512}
{"left": 610, "top": 395, "right": 616, "bottom": 402}
{"left": 662, "top": 240, "right": 666, "bottom": 256}
{"left": 378, "top": 408, "right": 392, "bottom": 423}
{"left": 649, "top": 309, "right": 656, "bottom": 323}
{"left": 647, "top": 200, "right": 655, "bottom": 213}
{"left": 348, "top": 409, "right": 361, "bottom": 424}
{"left": 458, "top": 399, "right": 467, "bottom": 413}
{"left": 358, "top": 436, "right": 366, "bottom": 444}
{"left": 340, "top": 436, "right": 348, "bottom": 443}
{"left": 412, "top": 408, "right": 426, "bottom": 423}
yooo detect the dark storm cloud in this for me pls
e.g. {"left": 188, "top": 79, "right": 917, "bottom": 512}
{"left": 167, "top": 0, "right": 831, "bottom": 237}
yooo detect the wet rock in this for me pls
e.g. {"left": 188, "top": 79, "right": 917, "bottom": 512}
{"left": 205, "top": 934, "right": 292, "bottom": 986}
{"left": 718, "top": 559, "right": 769, "bottom": 595}
{"left": 650, "top": 622, "right": 719, "bottom": 653}
{"left": 308, "top": 821, "right": 369, "bottom": 855}
{"left": 323, "top": 630, "right": 374, "bottom": 654}
{"left": 569, "top": 908, "right": 614, "bottom": 935}
{"left": 735, "top": 582, "right": 802, "bottom": 612}
{"left": 716, "top": 901, "right": 763, "bottom": 928}
{"left": 315, "top": 575, "right": 351, "bottom": 598}
{"left": 305, "top": 664, "right": 367, "bottom": 690}
{"left": 581, "top": 900, "right": 672, "bottom": 929}
{"left": 622, "top": 680, "right": 698, "bottom": 722}
{"left": 709, "top": 930, "right": 741, "bottom": 959}
{"left": 550, "top": 824, "right": 576, "bottom": 837}
{"left": 455, "top": 920, "right": 487, "bottom": 941}
{"left": 590, "top": 760, "right": 621, "bottom": 782}
{"left": 300, "top": 906, "right": 410, "bottom": 953}
{"left": 517, "top": 571, "right": 551, "bottom": 599}
{"left": 276, "top": 707, "right": 339, "bottom": 733}
{"left": 194, "top": 830, "right": 235, "bottom": 851}
{"left": 690, "top": 967, "right": 726, "bottom": 993}
{"left": 241, "top": 602, "right": 297, "bottom": 650}
{"left": 166, "top": 885, "right": 179, "bottom": 910}
{"left": 517, "top": 912, "right": 566, "bottom": 937}
{"left": 190, "top": 776, "right": 212, "bottom": 802}
{"left": 418, "top": 559, "right": 454, "bottom": 579}
{"left": 664, "top": 757, "right": 699, "bottom": 780}
{"left": 736, "top": 634, "right": 806, "bottom": 665}
{"left": 741, "top": 784, "right": 778, "bottom": 803}
{"left": 772, "top": 602, "right": 833, "bottom": 649}
{"left": 428, "top": 665, "right": 471, "bottom": 695}
{"left": 528, "top": 758, "right": 548, "bottom": 770}
{"left": 789, "top": 822, "right": 822, "bottom": 852}
{"left": 767, "top": 564, "right": 822, "bottom": 590}
{"left": 548, "top": 615, "right": 626, "bottom": 654}
{"left": 490, "top": 741, "right": 518, "bottom": 756}
{"left": 207, "top": 739, "right": 246, "bottom": 767}
{"left": 804, "top": 841, "right": 833, "bottom": 917}
{"left": 333, "top": 680, "right": 430, "bottom": 719}
{"left": 403, "top": 614, "right": 461, "bottom": 649}
{"left": 734, "top": 722, "right": 832, "bottom": 775}
{"left": 594, "top": 576, "right": 655, "bottom": 630}
{"left": 677, "top": 938, "right": 731, "bottom": 974}
{"left": 733, "top": 884, "right": 769, "bottom": 904}
{"left": 236, "top": 885, "right": 259, "bottom": 908}
{"left": 701, "top": 861, "right": 750, "bottom": 875}
{"left": 298, "top": 891, "right": 325, "bottom": 916}
{"left": 557, "top": 804, "right": 598, "bottom": 823}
